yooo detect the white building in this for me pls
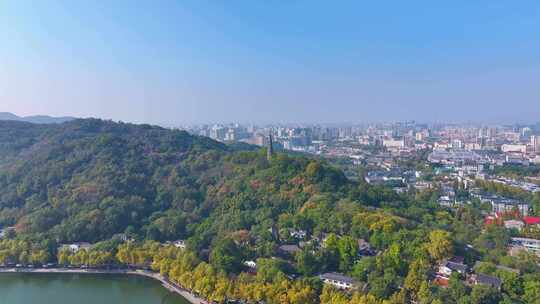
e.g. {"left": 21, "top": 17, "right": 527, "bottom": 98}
{"left": 243, "top": 260, "right": 257, "bottom": 269}
{"left": 511, "top": 237, "right": 540, "bottom": 254}
{"left": 491, "top": 200, "right": 529, "bottom": 217}
{"left": 173, "top": 240, "right": 186, "bottom": 249}
{"left": 437, "top": 260, "right": 467, "bottom": 278}
{"left": 428, "top": 150, "right": 482, "bottom": 165}
{"left": 451, "top": 139, "right": 463, "bottom": 149}
{"left": 288, "top": 228, "right": 307, "bottom": 239}
{"left": 0, "top": 227, "right": 15, "bottom": 239}
{"left": 464, "top": 143, "right": 481, "bottom": 151}
{"left": 59, "top": 242, "right": 92, "bottom": 253}
{"left": 531, "top": 135, "right": 540, "bottom": 152}
{"left": 504, "top": 220, "right": 524, "bottom": 231}
{"left": 501, "top": 144, "right": 527, "bottom": 154}
{"left": 383, "top": 139, "right": 405, "bottom": 149}
{"left": 320, "top": 273, "right": 357, "bottom": 289}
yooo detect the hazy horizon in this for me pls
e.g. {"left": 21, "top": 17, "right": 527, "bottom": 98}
{"left": 2, "top": 1, "right": 540, "bottom": 125}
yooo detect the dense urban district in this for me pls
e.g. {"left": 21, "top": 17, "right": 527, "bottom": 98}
{"left": 1, "top": 119, "right": 540, "bottom": 304}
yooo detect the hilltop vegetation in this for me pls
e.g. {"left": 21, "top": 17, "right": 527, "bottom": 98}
{"left": 0, "top": 119, "right": 228, "bottom": 241}
{"left": 0, "top": 119, "right": 539, "bottom": 304}
{"left": 0, "top": 119, "right": 386, "bottom": 247}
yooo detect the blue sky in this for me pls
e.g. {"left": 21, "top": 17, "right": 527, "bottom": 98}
{"left": 1, "top": 1, "right": 539, "bottom": 124}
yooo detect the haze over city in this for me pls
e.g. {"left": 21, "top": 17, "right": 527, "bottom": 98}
{"left": 1, "top": 1, "right": 540, "bottom": 125}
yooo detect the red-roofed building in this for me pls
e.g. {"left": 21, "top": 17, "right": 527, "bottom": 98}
{"left": 433, "top": 277, "right": 449, "bottom": 288}
{"left": 485, "top": 215, "right": 497, "bottom": 226}
{"left": 524, "top": 216, "right": 540, "bottom": 226}
{"left": 485, "top": 213, "right": 504, "bottom": 226}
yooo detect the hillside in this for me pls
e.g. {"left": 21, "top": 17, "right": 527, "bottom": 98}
{"left": 0, "top": 119, "right": 231, "bottom": 241}
{"left": 0, "top": 119, "right": 357, "bottom": 245}
{"left": 1, "top": 119, "right": 539, "bottom": 304}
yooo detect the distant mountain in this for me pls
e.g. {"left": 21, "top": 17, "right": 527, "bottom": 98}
{"left": 0, "top": 112, "right": 20, "bottom": 120}
{"left": 0, "top": 112, "right": 76, "bottom": 124}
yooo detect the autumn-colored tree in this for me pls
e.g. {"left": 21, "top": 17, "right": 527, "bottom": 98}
{"left": 320, "top": 285, "right": 349, "bottom": 304}
{"left": 404, "top": 259, "right": 429, "bottom": 298}
{"left": 417, "top": 281, "right": 432, "bottom": 304}
{"left": 425, "top": 230, "right": 453, "bottom": 261}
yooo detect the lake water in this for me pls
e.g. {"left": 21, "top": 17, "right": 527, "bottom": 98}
{"left": 0, "top": 273, "right": 191, "bottom": 304}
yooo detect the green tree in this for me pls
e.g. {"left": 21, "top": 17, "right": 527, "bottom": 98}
{"left": 523, "top": 279, "right": 540, "bottom": 304}
{"left": 210, "top": 238, "right": 242, "bottom": 274}
{"left": 470, "top": 285, "right": 501, "bottom": 304}
{"left": 448, "top": 272, "right": 470, "bottom": 303}
{"left": 337, "top": 236, "right": 358, "bottom": 272}
{"left": 352, "top": 256, "right": 376, "bottom": 282}
{"left": 417, "top": 281, "right": 432, "bottom": 304}
{"left": 296, "top": 247, "right": 318, "bottom": 276}
{"left": 497, "top": 270, "right": 522, "bottom": 299}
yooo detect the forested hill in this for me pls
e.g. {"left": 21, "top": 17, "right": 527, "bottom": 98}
{"left": 0, "top": 119, "right": 232, "bottom": 241}
{"left": 0, "top": 119, "right": 364, "bottom": 245}
{"left": 3, "top": 119, "right": 540, "bottom": 303}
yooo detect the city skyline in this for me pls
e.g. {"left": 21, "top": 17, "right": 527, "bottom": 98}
{"left": 2, "top": 1, "right": 540, "bottom": 124}
{"left": 2, "top": 111, "right": 540, "bottom": 128}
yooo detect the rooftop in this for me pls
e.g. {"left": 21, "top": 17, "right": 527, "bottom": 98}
{"left": 320, "top": 273, "right": 356, "bottom": 284}
{"left": 475, "top": 274, "right": 502, "bottom": 289}
{"left": 279, "top": 244, "right": 301, "bottom": 254}
{"left": 443, "top": 260, "right": 467, "bottom": 272}
{"left": 524, "top": 216, "right": 540, "bottom": 225}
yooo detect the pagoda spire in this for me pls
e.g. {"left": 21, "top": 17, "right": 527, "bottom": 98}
{"left": 267, "top": 133, "right": 274, "bottom": 161}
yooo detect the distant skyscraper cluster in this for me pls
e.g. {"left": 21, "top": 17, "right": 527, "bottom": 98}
{"left": 184, "top": 122, "right": 540, "bottom": 165}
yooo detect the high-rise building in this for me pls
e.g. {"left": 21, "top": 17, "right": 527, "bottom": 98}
{"left": 451, "top": 139, "right": 463, "bottom": 149}
{"left": 531, "top": 135, "right": 540, "bottom": 152}
{"left": 522, "top": 127, "right": 532, "bottom": 139}
{"left": 210, "top": 126, "right": 227, "bottom": 141}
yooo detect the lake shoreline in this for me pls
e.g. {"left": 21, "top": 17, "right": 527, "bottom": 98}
{"left": 0, "top": 268, "right": 207, "bottom": 304}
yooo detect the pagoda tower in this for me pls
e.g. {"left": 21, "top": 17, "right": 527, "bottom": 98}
{"left": 267, "top": 134, "right": 274, "bottom": 161}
